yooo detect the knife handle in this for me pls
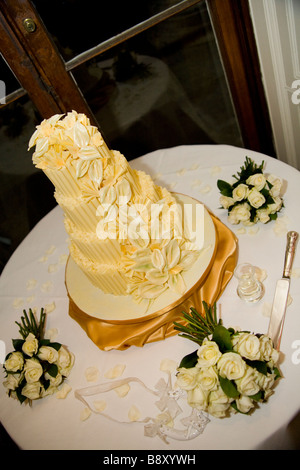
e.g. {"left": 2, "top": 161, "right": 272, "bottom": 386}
{"left": 283, "top": 231, "right": 299, "bottom": 278}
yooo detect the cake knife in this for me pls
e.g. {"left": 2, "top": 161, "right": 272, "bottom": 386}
{"left": 267, "top": 230, "right": 298, "bottom": 350}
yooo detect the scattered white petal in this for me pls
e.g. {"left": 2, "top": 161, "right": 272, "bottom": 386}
{"left": 262, "top": 302, "right": 272, "bottom": 318}
{"left": 191, "top": 179, "right": 202, "bottom": 188}
{"left": 56, "top": 383, "right": 72, "bottom": 399}
{"left": 93, "top": 400, "right": 107, "bottom": 412}
{"left": 292, "top": 267, "right": 300, "bottom": 278}
{"left": 167, "top": 182, "right": 177, "bottom": 190}
{"left": 176, "top": 168, "right": 186, "bottom": 176}
{"left": 104, "top": 364, "right": 126, "bottom": 379}
{"left": 38, "top": 256, "right": 48, "bottom": 263}
{"left": 236, "top": 227, "right": 246, "bottom": 235}
{"left": 45, "top": 328, "right": 58, "bottom": 341}
{"left": 199, "top": 185, "right": 211, "bottom": 194}
{"left": 26, "top": 279, "right": 37, "bottom": 291}
{"left": 59, "top": 254, "right": 68, "bottom": 265}
{"left": 13, "top": 298, "right": 23, "bottom": 308}
{"left": 26, "top": 295, "right": 36, "bottom": 303}
{"left": 41, "top": 281, "right": 53, "bottom": 292}
{"left": 44, "top": 302, "right": 56, "bottom": 313}
{"left": 160, "top": 358, "right": 177, "bottom": 373}
{"left": 128, "top": 405, "right": 141, "bottom": 422}
{"left": 287, "top": 294, "right": 293, "bottom": 306}
{"left": 85, "top": 366, "right": 100, "bottom": 382}
{"left": 114, "top": 383, "right": 130, "bottom": 398}
{"left": 273, "top": 216, "right": 289, "bottom": 236}
{"left": 80, "top": 407, "right": 92, "bottom": 421}
{"left": 189, "top": 163, "right": 199, "bottom": 171}
{"left": 45, "top": 245, "right": 56, "bottom": 255}
{"left": 210, "top": 166, "right": 221, "bottom": 175}
{"left": 48, "top": 264, "right": 58, "bottom": 273}
{"left": 248, "top": 225, "right": 260, "bottom": 235}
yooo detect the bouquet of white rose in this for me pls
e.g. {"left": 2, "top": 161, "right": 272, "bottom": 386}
{"left": 217, "top": 157, "right": 284, "bottom": 226}
{"left": 3, "top": 308, "right": 74, "bottom": 404}
{"left": 174, "top": 302, "right": 281, "bottom": 418}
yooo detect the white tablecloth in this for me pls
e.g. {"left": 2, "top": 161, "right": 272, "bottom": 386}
{"left": 1, "top": 145, "right": 300, "bottom": 450}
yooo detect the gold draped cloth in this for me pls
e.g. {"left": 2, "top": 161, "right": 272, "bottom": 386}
{"left": 67, "top": 213, "right": 238, "bottom": 351}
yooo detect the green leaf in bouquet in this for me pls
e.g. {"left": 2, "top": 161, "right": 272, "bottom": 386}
{"left": 249, "top": 390, "right": 263, "bottom": 402}
{"left": 245, "top": 359, "right": 268, "bottom": 376}
{"left": 217, "top": 179, "right": 232, "bottom": 197}
{"left": 178, "top": 349, "right": 198, "bottom": 369}
{"left": 232, "top": 157, "right": 264, "bottom": 184}
{"left": 12, "top": 338, "right": 25, "bottom": 352}
{"left": 46, "top": 363, "right": 59, "bottom": 378}
{"left": 15, "top": 308, "right": 46, "bottom": 340}
{"left": 48, "top": 342, "right": 62, "bottom": 351}
{"left": 219, "top": 375, "right": 240, "bottom": 399}
{"left": 174, "top": 302, "right": 221, "bottom": 347}
{"left": 212, "top": 325, "right": 233, "bottom": 353}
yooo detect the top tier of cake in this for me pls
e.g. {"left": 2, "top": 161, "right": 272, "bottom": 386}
{"left": 29, "top": 111, "right": 202, "bottom": 306}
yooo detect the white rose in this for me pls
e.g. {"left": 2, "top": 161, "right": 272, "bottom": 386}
{"left": 24, "top": 358, "right": 43, "bottom": 384}
{"left": 197, "top": 366, "right": 218, "bottom": 391}
{"left": 232, "top": 332, "right": 261, "bottom": 361}
{"left": 41, "top": 385, "right": 59, "bottom": 397}
{"left": 22, "top": 381, "right": 41, "bottom": 400}
{"left": 247, "top": 188, "right": 265, "bottom": 208}
{"left": 235, "top": 366, "right": 260, "bottom": 396}
{"left": 56, "top": 346, "right": 75, "bottom": 377}
{"left": 232, "top": 184, "right": 249, "bottom": 202}
{"left": 246, "top": 173, "right": 266, "bottom": 191}
{"left": 208, "top": 386, "right": 232, "bottom": 418}
{"left": 197, "top": 340, "right": 222, "bottom": 368}
{"left": 187, "top": 385, "right": 209, "bottom": 411}
{"left": 44, "top": 371, "right": 63, "bottom": 387}
{"left": 228, "top": 203, "right": 251, "bottom": 225}
{"left": 3, "top": 373, "right": 23, "bottom": 391}
{"left": 259, "top": 335, "right": 274, "bottom": 362}
{"left": 235, "top": 395, "right": 255, "bottom": 414}
{"left": 38, "top": 346, "right": 59, "bottom": 364}
{"left": 176, "top": 367, "right": 199, "bottom": 391}
{"left": 219, "top": 195, "right": 234, "bottom": 209}
{"left": 268, "top": 196, "right": 283, "bottom": 214}
{"left": 267, "top": 174, "right": 282, "bottom": 197}
{"left": 22, "top": 333, "right": 38, "bottom": 357}
{"left": 217, "top": 352, "right": 246, "bottom": 380}
{"left": 256, "top": 208, "right": 270, "bottom": 224}
{"left": 256, "top": 371, "right": 275, "bottom": 393}
{"left": 5, "top": 351, "right": 24, "bottom": 372}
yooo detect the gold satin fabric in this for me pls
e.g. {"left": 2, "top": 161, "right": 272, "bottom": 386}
{"left": 67, "top": 213, "right": 238, "bottom": 351}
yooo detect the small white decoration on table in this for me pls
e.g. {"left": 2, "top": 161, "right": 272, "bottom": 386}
{"left": 234, "top": 263, "right": 264, "bottom": 303}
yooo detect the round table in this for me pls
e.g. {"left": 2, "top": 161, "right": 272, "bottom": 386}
{"left": 1, "top": 144, "right": 300, "bottom": 450}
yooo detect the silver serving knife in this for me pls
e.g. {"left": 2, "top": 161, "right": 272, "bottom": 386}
{"left": 267, "top": 231, "right": 299, "bottom": 350}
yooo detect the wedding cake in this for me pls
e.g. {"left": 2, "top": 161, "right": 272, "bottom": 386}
{"left": 29, "top": 111, "right": 203, "bottom": 306}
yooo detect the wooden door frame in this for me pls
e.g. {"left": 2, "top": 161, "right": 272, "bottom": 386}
{"left": 0, "top": 0, "right": 275, "bottom": 156}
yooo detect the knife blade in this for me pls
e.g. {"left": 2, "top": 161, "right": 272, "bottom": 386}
{"left": 267, "top": 231, "right": 299, "bottom": 350}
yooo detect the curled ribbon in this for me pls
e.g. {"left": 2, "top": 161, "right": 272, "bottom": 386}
{"left": 74, "top": 373, "right": 210, "bottom": 444}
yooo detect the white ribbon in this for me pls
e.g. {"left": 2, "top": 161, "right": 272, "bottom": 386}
{"left": 74, "top": 373, "right": 210, "bottom": 444}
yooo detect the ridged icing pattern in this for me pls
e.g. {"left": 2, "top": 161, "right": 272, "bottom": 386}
{"left": 29, "top": 110, "right": 201, "bottom": 305}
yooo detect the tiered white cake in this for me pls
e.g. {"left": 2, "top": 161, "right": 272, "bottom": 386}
{"left": 29, "top": 111, "right": 204, "bottom": 308}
